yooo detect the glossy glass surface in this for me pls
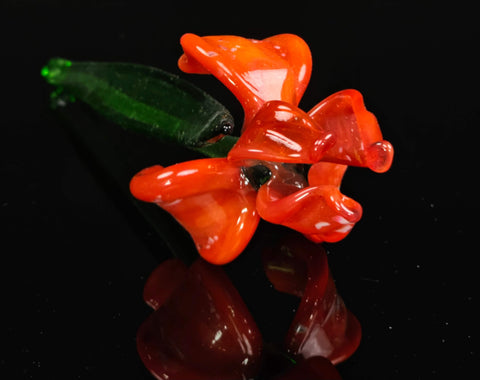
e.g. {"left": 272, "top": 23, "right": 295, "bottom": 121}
{"left": 178, "top": 33, "right": 393, "bottom": 173}
{"left": 256, "top": 162, "right": 362, "bottom": 243}
{"left": 41, "top": 58, "right": 236, "bottom": 156}
{"left": 308, "top": 89, "right": 393, "bottom": 173}
{"left": 128, "top": 34, "right": 394, "bottom": 262}
{"left": 17, "top": 4, "right": 476, "bottom": 380}
{"left": 228, "top": 89, "right": 393, "bottom": 173}
{"left": 228, "top": 100, "right": 334, "bottom": 163}
{"left": 178, "top": 33, "right": 312, "bottom": 128}
{"left": 43, "top": 33, "right": 389, "bottom": 376}
{"left": 129, "top": 159, "right": 259, "bottom": 264}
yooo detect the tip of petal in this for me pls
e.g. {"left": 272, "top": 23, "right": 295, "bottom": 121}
{"left": 366, "top": 140, "right": 394, "bottom": 173}
{"left": 129, "top": 165, "right": 165, "bottom": 202}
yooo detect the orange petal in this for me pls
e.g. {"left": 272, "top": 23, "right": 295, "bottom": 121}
{"left": 308, "top": 89, "right": 394, "bottom": 172}
{"left": 130, "top": 159, "right": 259, "bottom": 264}
{"left": 178, "top": 33, "right": 312, "bottom": 127}
{"left": 256, "top": 163, "right": 361, "bottom": 243}
{"left": 258, "top": 184, "right": 362, "bottom": 243}
{"left": 307, "top": 161, "right": 348, "bottom": 188}
{"left": 228, "top": 101, "right": 334, "bottom": 163}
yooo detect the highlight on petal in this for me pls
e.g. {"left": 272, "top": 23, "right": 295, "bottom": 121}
{"left": 178, "top": 33, "right": 312, "bottom": 127}
{"left": 130, "top": 158, "right": 259, "bottom": 264}
{"left": 256, "top": 163, "right": 362, "bottom": 243}
{"left": 262, "top": 233, "right": 361, "bottom": 365}
{"left": 308, "top": 89, "right": 394, "bottom": 173}
{"left": 228, "top": 101, "right": 335, "bottom": 164}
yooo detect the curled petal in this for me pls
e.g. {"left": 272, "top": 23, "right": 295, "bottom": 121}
{"left": 257, "top": 164, "right": 362, "bottom": 243}
{"left": 228, "top": 101, "right": 335, "bottom": 163}
{"left": 258, "top": 185, "right": 362, "bottom": 243}
{"left": 178, "top": 33, "right": 312, "bottom": 127}
{"left": 308, "top": 89, "right": 394, "bottom": 172}
{"left": 307, "top": 161, "right": 348, "bottom": 188}
{"left": 262, "top": 233, "right": 361, "bottom": 365}
{"left": 130, "top": 158, "right": 259, "bottom": 264}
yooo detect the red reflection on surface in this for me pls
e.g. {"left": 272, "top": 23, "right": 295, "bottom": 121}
{"left": 263, "top": 233, "right": 361, "bottom": 365}
{"left": 273, "top": 356, "right": 342, "bottom": 380}
{"left": 137, "top": 258, "right": 262, "bottom": 380}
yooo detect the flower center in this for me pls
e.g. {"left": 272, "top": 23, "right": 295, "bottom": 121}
{"left": 242, "top": 164, "right": 272, "bottom": 190}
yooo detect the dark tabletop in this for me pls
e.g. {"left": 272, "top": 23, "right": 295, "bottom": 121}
{"left": 2, "top": 1, "right": 478, "bottom": 379}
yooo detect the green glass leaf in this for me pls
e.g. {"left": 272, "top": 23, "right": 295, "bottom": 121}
{"left": 41, "top": 58, "right": 238, "bottom": 156}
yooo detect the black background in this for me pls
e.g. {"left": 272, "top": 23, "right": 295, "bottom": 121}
{"left": 2, "top": 1, "right": 478, "bottom": 379}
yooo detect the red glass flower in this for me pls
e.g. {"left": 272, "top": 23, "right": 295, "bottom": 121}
{"left": 130, "top": 33, "right": 394, "bottom": 264}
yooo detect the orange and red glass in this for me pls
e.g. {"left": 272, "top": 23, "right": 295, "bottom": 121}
{"left": 178, "top": 33, "right": 312, "bottom": 128}
{"left": 130, "top": 158, "right": 259, "bottom": 265}
{"left": 131, "top": 33, "right": 394, "bottom": 265}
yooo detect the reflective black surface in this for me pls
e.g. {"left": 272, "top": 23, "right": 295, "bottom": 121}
{"left": 2, "top": 1, "right": 478, "bottom": 379}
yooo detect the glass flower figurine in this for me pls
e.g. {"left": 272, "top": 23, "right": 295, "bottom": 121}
{"left": 42, "top": 32, "right": 394, "bottom": 380}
